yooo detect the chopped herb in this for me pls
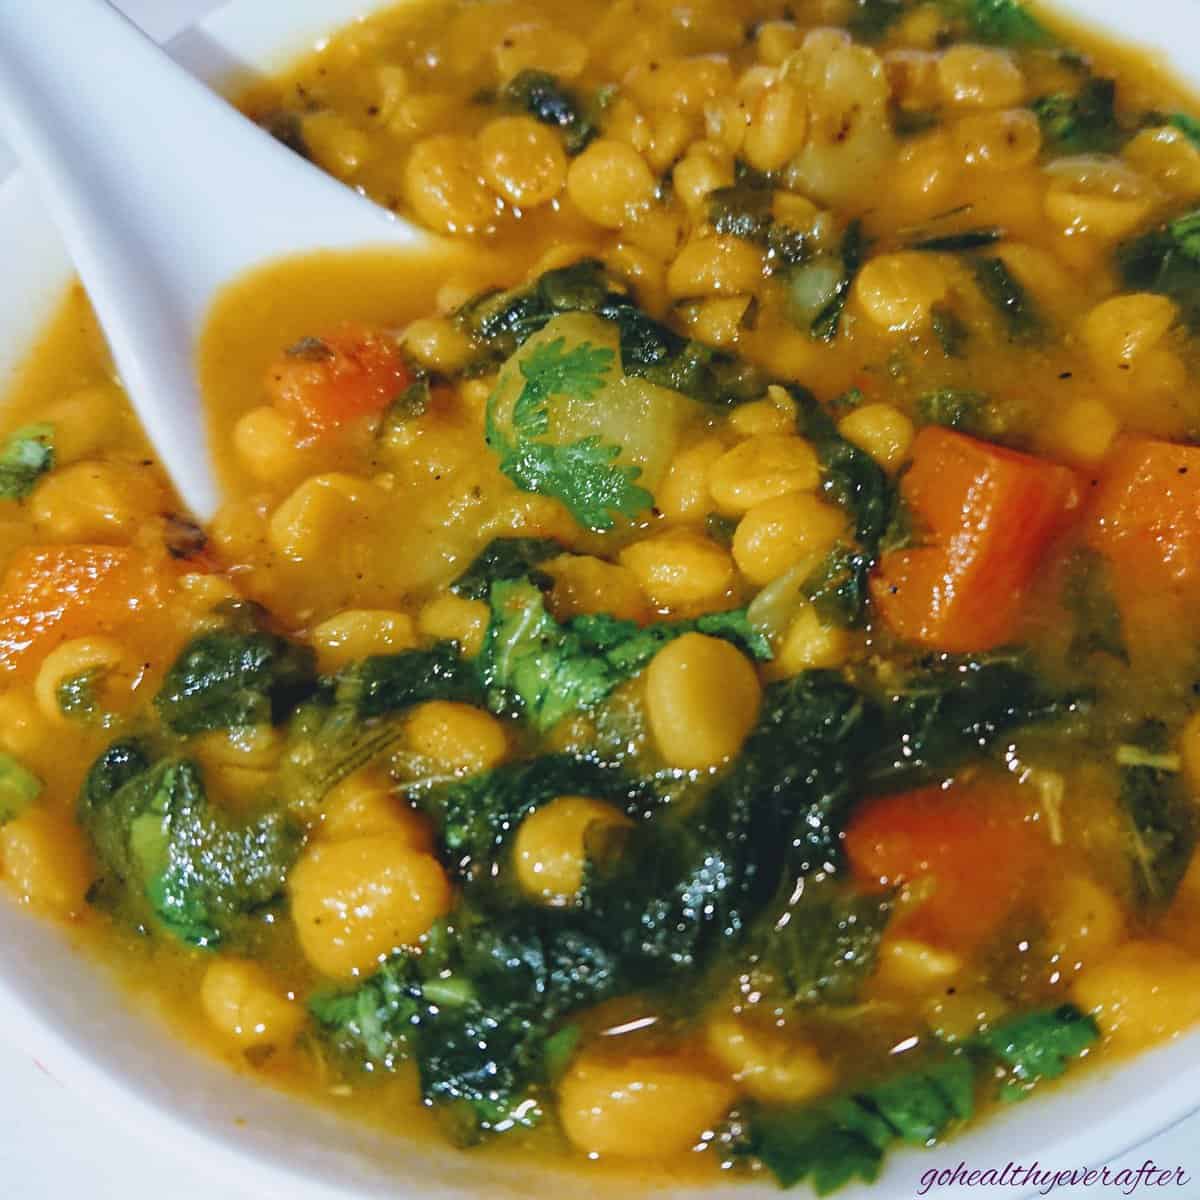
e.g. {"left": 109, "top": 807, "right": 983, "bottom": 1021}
{"left": 918, "top": 389, "right": 999, "bottom": 437}
{"left": 709, "top": 181, "right": 810, "bottom": 267}
{"left": 381, "top": 378, "right": 431, "bottom": 432}
{"left": 849, "top": 0, "right": 912, "bottom": 40}
{"left": 1116, "top": 208, "right": 1200, "bottom": 326}
{"left": 931, "top": 303, "right": 968, "bottom": 357}
{"left": 0, "top": 752, "right": 42, "bottom": 824}
{"left": 502, "top": 70, "right": 602, "bottom": 154}
{"left": 0, "top": 423, "right": 54, "bottom": 500}
{"left": 971, "top": 255, "right": 1039, "bottom": 339}
{"left": 57, "top": 668, "right": 105, "bottom": 724}
{"left": 1032, "top": 77, "right": 1120, "bottom": 153}
{"left": 960, "top": 0, "right": 1051, "bottom": 46}
{"left": 450, "top": 536, "right": 565, "bottom": 600}
{"left": 485, "top": 336, "right": 653, "bottom": 531}
{"left": 909, "top": 227, "right": 1004, "bottom": 252}
{"left": 972, "top": 1004, "right": 1100, "bottom": 1101}
{"left": 803, "top": 545, "right": 872, "bottom": 628}
{"left": 1169, "top": 112, "right": 1200, "bottom": 148}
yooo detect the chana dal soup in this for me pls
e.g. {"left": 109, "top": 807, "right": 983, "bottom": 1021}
{"left": 9, "top": 0, "right": 1200, "bottom": 1189}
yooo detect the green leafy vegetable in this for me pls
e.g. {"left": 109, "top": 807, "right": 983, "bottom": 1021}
{"left": 155, "top": 628, "right": 317, "bottom": 735}
{"left": 960, "top": 0, "right": 1051, "bottom": 46}
{"left": 849, "top": 0, "right": 912, "bottom": 40}
{"left": 1118, "top": 725, "right": 1196, "bottom": 906}
{"left": 0, "top": 423, "right": 54, "bottom": 500}
{"left": 909, "top": 227, "right": 1004, "bottom": 252}
{"left": 931, "top": 303, "right": 969, "bottom": 357}
{"left": 802, "top": 545, "right": 872, "bottom": 628}
{"left": 971, "top": 255, "right": 1040, "bottom": 339}
{"left": 1033, "top": 77, "right": 1120, "bottom": 153}
{"left": 338, "top": 643, "right": 484, "bottom": 718}
{"left": 1116, "top": 208, "right": 1200, "bottom": 326}
{"left": 79, "top": 743, "right": 298, "bottom": 946}
{"left": 1169, "top": 112, "right": 1200, "bottom": 148}
{"left": 450, "top": 537, "right": 565, "bottom": 600}
{"left": 502, "top": 70, "right": 602, "bottom": 154}
{"left": 973, "top": 1004, "right": 1100, "bottom": 1101}
{"left": 486, "top": 335, "right": 653, "bottom": 530}
{"left": 811, "top": 221, "right": 867, "bottom": 342}
{"left": 918, "top": 389, "right": 1002, "bottom": 437}
{"left": 56, "top": 668, "right": 105, "bottom": 724}
{"left": 0, "top": 752, "right": 42, "bottom": 824}
{"left": 478, "top": 577, "right": 770, "bottom": 731}
{"left": 742, "top": 1058, "right": 976, "bottom": 1192}
{"left": 708, "top": 181, "right": 810, "bottom": 266}
{"left": 1063, "top": 547, "right": 1126, "bottom": 664}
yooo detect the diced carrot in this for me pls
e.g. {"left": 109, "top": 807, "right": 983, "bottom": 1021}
{"left": 844, "top": 781, "right": 1046, "bottom": 951}
{"left": 870, "top": 427, "right": 1081, "bottom": 652}
{"left": 266, "top": 324, "right": 410, "bottom": 437}
{"left": 1086, "top": 437, "right": 1200, "bottom": 639}
{"left": 0, "top": 545, "right": 150, "bottom": 675}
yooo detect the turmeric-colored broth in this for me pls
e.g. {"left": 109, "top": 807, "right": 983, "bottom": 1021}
{"left": 7, "top": 0, "right": 1200, "bottom": 1190}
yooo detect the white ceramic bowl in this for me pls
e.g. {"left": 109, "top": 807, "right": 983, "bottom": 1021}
{"left": 2, "top": 3, "right": 1200, "bottom": 1197}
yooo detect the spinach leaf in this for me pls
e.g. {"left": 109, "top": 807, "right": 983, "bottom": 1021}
{"left": 479, "top": 577, "right": 770, "bottom": 731}
{"left": 1033, "top": 77, "right": 1120, "bottom": 153}
{"left": 849, "top": 0, "right": 912, "bottom": 40}
{"left": 909, "top": 227, "right": 1004, "bottom": 252}
{"left": 502, "top": 70, "right": 602, "bottom": 154}
{"left": 0, "top": 423, "right": 54, "bottom": 500}
{"left": 971, "top": 255, "right": 1040, "bottom": 339}
{"left": 79, "top": 744, "right": 298, "bottom": 946}
{"left": 802, "top": 545, "right": 873, "bottom": 628}
{"left": 0, "top": 752, "right": 42, "bottom": 824}
{"left": 918, "top": 388, "right": 1001, "bottom": 437}
{"left": 960, "top": 0, "right": 1051, "bottom": 46}
{"left": 1169, "top": 112, "right": 1200, "bottom": 148}
{"left": 1118, "top": 730, "right": 1196, "bottom": 906}
{"left": 56, "top": 668, "right": 105, "bottom": 724}
{"left": 450, "top": 537, "right": 565, "bottom": 599}
{"left": 1116, "top": 208, "right": 1200, "bottom": 326}
{"left": 931, "top": 303, "right": 969, "bottom": 357}
{"left": 811, "top": 221, "right": 867, "bottom": 342}
{"left": 338, "top": 643, "right": 484, "bottom": 718}
{"left": 155, "top": 629, "right": 317, "bottom": 735}
{"left": 708, "top": 181, "right": 810, "bottom": 266}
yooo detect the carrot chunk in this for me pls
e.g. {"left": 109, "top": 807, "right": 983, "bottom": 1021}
{"left": 0, "top": 545, "right": 144, "bottom": 674}
{"left": 870, "top": 427, "right": 1081, "bottom": 651}
{"left": 266, "top": 324, "right": 410, "bottom": 437}
{"left": 844, "top": 781, "right": 1046, "bottom": 951}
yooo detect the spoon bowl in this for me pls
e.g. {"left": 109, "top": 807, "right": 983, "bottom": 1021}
{"left": 0, "top": 0, "right": 431, "bottom": 518}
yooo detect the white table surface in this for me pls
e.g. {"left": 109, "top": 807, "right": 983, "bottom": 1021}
{"left": 2, "top": 2, "right": 1200, "bottom": 1196}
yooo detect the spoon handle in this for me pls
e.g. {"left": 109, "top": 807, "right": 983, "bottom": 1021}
{"left": 0, "top": 0, "right": 418, "bottom": 518}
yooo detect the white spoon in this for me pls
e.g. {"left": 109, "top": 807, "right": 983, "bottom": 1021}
{"left": 0, "top": 0, "right": 429, "bottom": 519}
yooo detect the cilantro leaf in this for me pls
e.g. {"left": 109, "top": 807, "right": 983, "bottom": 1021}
{"left": 0, "top": 423, "right": 54, "bottom": 500}
{"left": 0, "top": 752, "right": 42, "bottom": 824}
{"left": 1170, "top": 112, "right": 1200, "bottom": 148}
{"left": 487, "top": 336, "right": 654, "bottom": 531}
{"left": 962, "top": 0, "right": 1051, "bottom": 46}
{"left": 973, "top": 1004, "right": 1100, "bottom": 1100}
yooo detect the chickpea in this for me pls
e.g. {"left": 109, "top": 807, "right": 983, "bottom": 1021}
{"left": 32, "top": 462, "right": 164, "bottom": 543}
{"left": 923, "top": 987, "right": 1009, "bottom": 1042}
{"left": 417, "top": 593, "right": 489, "bottom": 658}
{"left": 756, "top": 21, "right": 801, "bottom": 66}
{"left": 322, "top": 768, "right": 433, "bottom": 846}
{"left": 953, "top": 108, "right": 1042, "bottom": 170}
{"left": 837, "top": 404, "right": 915, "bottom": 473}
{"left": 874, "top": 937, "right": 964, "bottom": 994}
{"left": 0, "top": 808, "right": 92, "bottom": 915}
{"left": 1042, "top": 872, "right": 1126, "bottom": 973}
{"left": 0, "top": 690, "right": 48, "bottom": 760}
{"left": 1073, "top": 940, "right": 1200, "bottom": 1051}
{"left": 406, "top": 701, "right": 507, "bottom": 776}
{"left": 514, "top": 795, "right": 630, "bottom": 905}
{"left": 854, "top": 252, "right": 948, "bottom": 332}
{"left": 268, "top": 473, "right": 380, "bottom": 565}
{"left": 706, "top": 1017, "right": 833, "bottom": 1103}
{"left": 478, "top": 116, "right": 567, "bottom": 209}
{"left": 673, "top": 146, "right": 735, "bottom": 215}
{"left": 667, "top": 236, "right": 765, "bottom": 299}
{"left": 936, "top": 45, "right": 1025, "bottom": 108}
{"left": 494, "top": 23, "right": 588, "bottom": 81}
{"left": 685, "top": 296, "right": 753, "bottom": 347}
{"left": 200, "top": 959, "right": 304, "bottom": 1049}
{"left": 558, "top": 1052, "right": 736, "bottom": 1159}
{"left": 233, "top": 406, "right": 307, "bottom": 486}
{"left": 405, "top": 135, "right": 497, "bottom": 234}
{"left": 289, "top": 835, "right": 453, "bottom": 977}
{"left": 567, "top": 140, "right": 657, "bottom": 228}
{"left": 1082, "top": 293, "right": 1178, "bottom": 374}
{"left": 195, "top": 724, "right": 282, "bottom": 771}
{"left": 1044, "top": 157, "right": 1157, "bottom": 242}
{"left": 309, "top": 609, "right": 416, "bottom": 673}
{"left": 605, "top": 243, "right": 668, "bottom": 313}
{"left": 1044, "top": 398, "right": 1120, "bottom": 466}
{"left": 402, "top": 317, "right": 473, "bottom": 373}
{"left": 646, "top": 111, "right": 697, "bottom": 174}
{"left": 733, "top": 492, "right": 845, "bottom": 587}
{"left": 619, "top": 530, "right": 735, "bottom": 611}
{"left": 657, "top": 437, "right": 727, "bottom": 523}
{"left": 300, "top": 111, "right": 370, "bottom": 176}
{"left": 547, "top": 554, "right": 650, "bottom": 624}
{"left": 775, "top": 604, "right": 850, "bottom": 674}
{"left": 625, "top": 56, "right": 735, "bottom": 117}
{"left": 708, "top": 434, "right": 821, "bottom": 514}
{"left": 42, "top": 383, "right": 124, "bottom": 465}
{"left": 1124, "top": 125, "right": 1200, "bottom": 198}
{"left": 645, "top": 633, "right": 761, "bottom": 769}
{"left": 728, "top": 394, "right": 797, "bottom": 438}
{"left": 744, "top": 81, "right": 808, "bottom": 173}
